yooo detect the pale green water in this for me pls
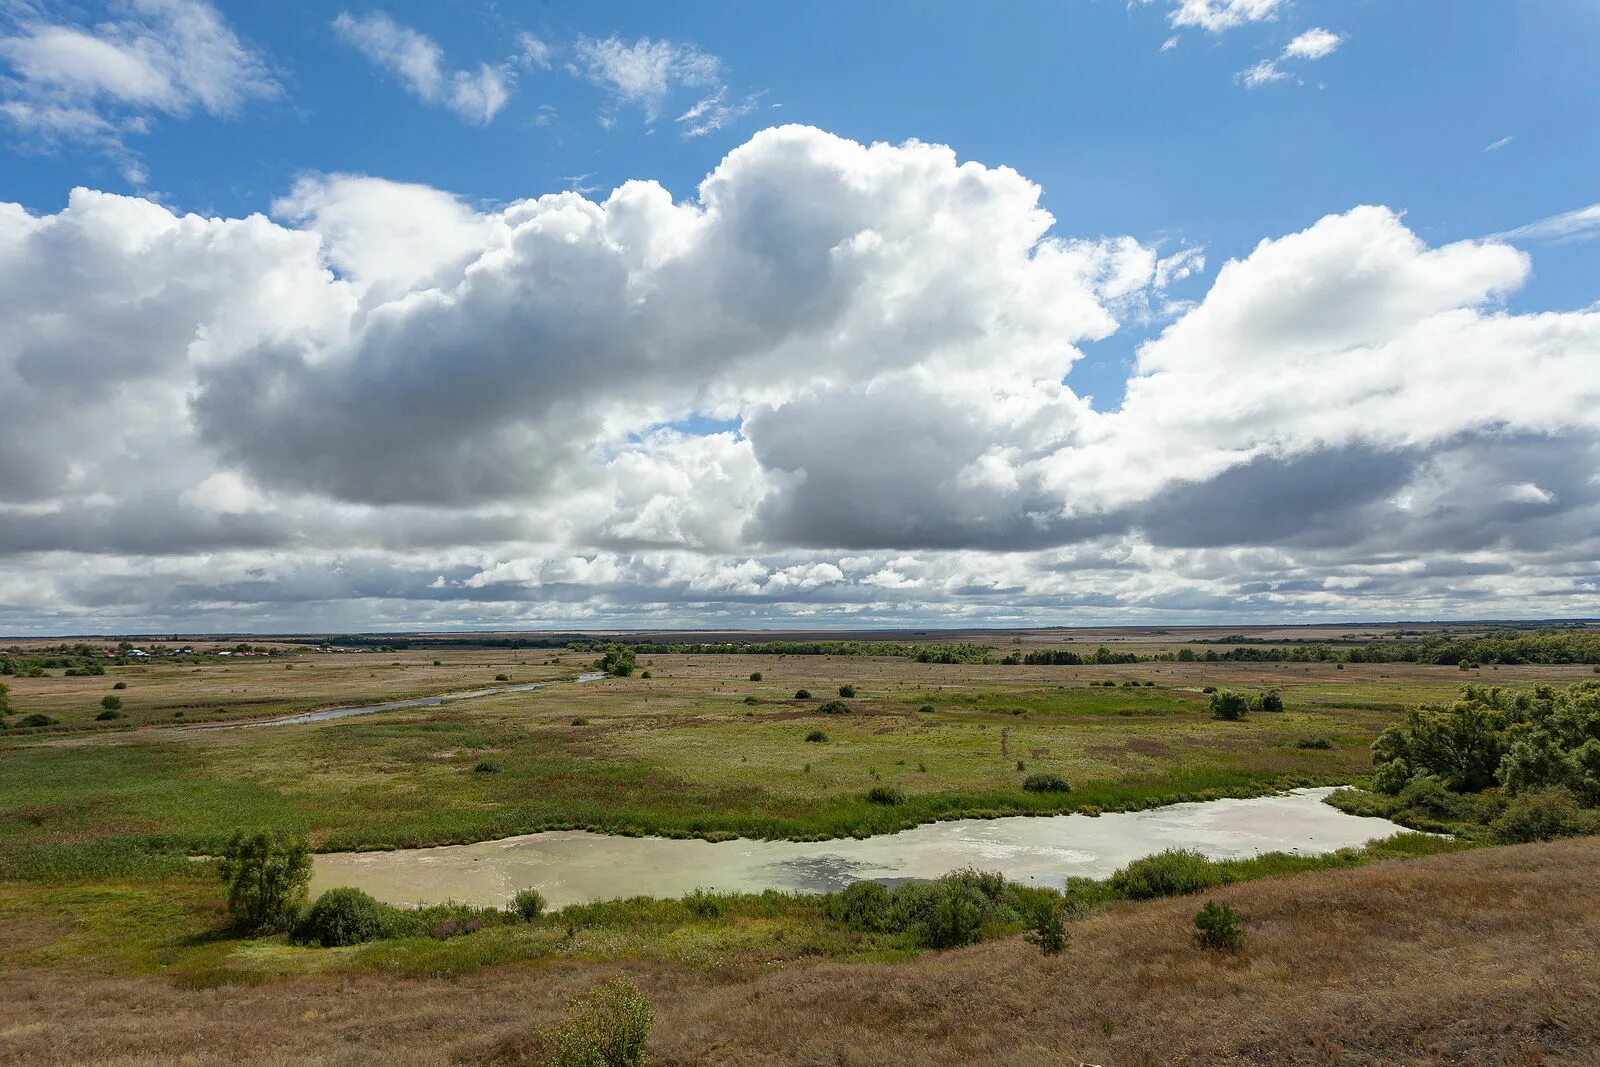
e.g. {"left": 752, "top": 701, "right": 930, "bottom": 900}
{"left": 311, "top": 788, "right": 1412, "bottom": 908}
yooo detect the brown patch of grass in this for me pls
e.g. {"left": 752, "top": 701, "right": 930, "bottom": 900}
{"left": 2, "top": 839, "right": 1596, "bottom": 1065}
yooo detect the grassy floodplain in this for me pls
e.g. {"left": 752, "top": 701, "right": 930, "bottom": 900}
{"left": 2, "top": 624, "right": 1599, "bottom": 1063}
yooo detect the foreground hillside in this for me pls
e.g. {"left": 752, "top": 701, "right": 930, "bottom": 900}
{"left": 3, "top": 837, "right": 1596, "bottom": 1066}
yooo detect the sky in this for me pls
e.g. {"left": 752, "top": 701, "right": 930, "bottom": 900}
{"left": 1, "top": 0, "right": 1598, "bottom": 635}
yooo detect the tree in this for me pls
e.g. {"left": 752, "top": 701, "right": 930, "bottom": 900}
{"left": 596, "top": 645, "right": 636, "bottom": 677}
{"left": 217, "top": 830, "right": 312, "bottom": 934}
{"left": 0, "top": 682, "right": 10, "bottom": 716}
{"left": 1193, "top": 900, "right": 1245, "bottom": 951}
{"left": 1026, "top": 902, "right": 1068, "bottom": 956}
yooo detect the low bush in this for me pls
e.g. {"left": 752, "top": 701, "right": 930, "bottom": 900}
{"left": 1210, "top": 690, "right": 1250, "bottom": 721}
{"left": 818, "top": 700, "right": 851, "bottom": 714}
{"left": 295, "top": 887, "right": 393, "bottom": 947}
{"left": 16, "top": 714, "right": 56, "bottom": 728}
{"left": 1255, "top": 689, "right": 1285, "bottom": 712}
{"left": 1193, "top": 900, "right": 1244, "bottom": 951}
{"left": 1490, "top": 786, "right": 1600, "bottom": 843}
{"left": 1022, "top": 772, "right": 1072, "bottom": 793}
{"left": 541, "top": 975, "right": 653, "bottom": 1067}
{"left": 494, "top": 673, "right": 510, "bottom": 681}
{"left": 571, "top": 716, "right": 590, "bottom": 726}
{"left": 805, "top": 729, "right": 827, "bottom": 743}
{"left": 917, "top": 704, "right": 934, "bottom": 713}
{"left": 100, "top": 695, "right": 122, "bottom": 710}
{"left": 749, "top": 671, "right": 762, "bottom": 682}
{"left": 94, "top": 709, "right": 123, "bottom": 721}
{"left": 1027, "top": 902, "right": 1068, "bottom": 955}
{"left": 473, "top": 759, "right": 502, "bottom": 774}
{"left": 1296, "top": 736, "right": 1335, "bottom": 750}
{"left": 1109, "top": 849, "right": 1220, "bottom": 900}
{"left": 866, "top": 785, "right": 906, "bottom": 806}
{"left": 838, "top": 684, "right": 856, "bottom": 698}
{"left": 509, "top": 887, "right": 547, "bottom": 922}
{"left": 825, "top": 880, "right": 895, "bottom": 932}
{"left": 793, "top": 689, "right": 811, "bottom": 700}
{"left": 112, "top": 681, "right": 127, "bottom": 690}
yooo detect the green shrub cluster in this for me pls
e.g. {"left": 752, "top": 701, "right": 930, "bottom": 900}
{"left": 1108, "top": 849, "right": 1220, "bottom": 899}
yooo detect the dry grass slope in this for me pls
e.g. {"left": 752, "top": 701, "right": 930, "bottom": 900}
{"left": 2, "top": 837, "right": 1596, "bottom": 1066}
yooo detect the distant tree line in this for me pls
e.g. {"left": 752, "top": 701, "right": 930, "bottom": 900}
{"left": 566, "top": 639, "right": 994, "bottom": 663}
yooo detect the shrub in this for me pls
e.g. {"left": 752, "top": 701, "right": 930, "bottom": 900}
{"left": 295, "top": 887, "right": 391, "bottom": 947}
{"left": 1490, "top": 787, "right": 1600, "bottom": 843}
{"left": 433, "top": 660, "right": 442, "bottom": 666}
{"left": 838, "top": 684, "right": 856, "bottom": 698}
{"left": 95, "top": 709, "right": 123, "bottom": 721}
{"left": 16, "top": 714, "right": 55, "bottom": 728}
{"left": 217, "top": 830, "right": 312, "bottom": 934}
{"left": 742, "top": 695, "right": 759, "bottom": 706}
{"left": 805, "top": 729, "right": 827, "bottom": 743}
{"left": 1201, "top": 685, "right": 1217, "bottom": 694}
{"left": 541, "top": 975, "right": 653, "bottom": 1067}
{"left": 818, "top": 700, "right": 851, "bottom": 714}
{"left": 1109, "top": 849, "right": 1220, "bottom": 900}
{"left": 920, "top": 878, "right": 986, "bottom": 949}
{"left": 572, "top": 716, "right": 590, "bottom": 726}
{"left": 749, "top": 671, "right": 762, "bottom": 682}
{"left": 112, "top": 681, "right": 127, "bottom": 690}
{"left": 509, "top": 887, "right": 547, "bottom": 922}
{"left": 100, "top": 695, "right": 122, "bottom": 710}
{"left": 1296, "top": 736, "right": 1335, "bottom": 750}
{"left": 494, "top": 673, "right": 510, "bottom": 681}
{"left": 1210, "top": 690, "right": 1250, "bottom": 720}
{"left": 640, "top": 670, "right": 652, "bottom": 679}
{"left": 474, "top": 759, "right": 503, "bottom": 774}
{"left": 793, "top": 689, "right": 811, "bottom": 700}
{"left": 1022, "top": 772, "right": 1072, "bottom": 793}
{"left": 1027, "top": 902, "right": 1068, "bottom": 956}
{"left": 866, "top": 785, "right": 905, "bottom": 806}
{"left": 918, "top": 704, "right": 935, "bottom": 713}
{"left": 1193, "top": 900, "right": 1244, "bottom": 951}
{"left": 0, "top": 682, "right": 10, "bottom": 715}
{"left": 826, "top": 880, "right": 895, "bottom": 931}
{"left": 1255, "top": 689, "right": 1285, "bottom": 713}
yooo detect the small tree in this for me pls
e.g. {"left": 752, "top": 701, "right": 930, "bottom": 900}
{"left": 0, "top": 682, "right": 10, "bottom": 716}
{"left": 509, "top": 887, "right": 547, "bottom": 922}
{"left": 597, "top": 645, "right": 636, "bottom": 677}
{"left": 1210, "top": 690, "right": 1250, "bottom": 721}
{"left": 1027, "top": 902, "right": 1068, "bottom": 956}
{"left": 1193, "top": 900, "right": 1244, "bottom": 951}
{"left": 749, "top": 671, "right": 762, "bottom": 682}
{"left": 542, "top": 975, "right": 654, "bottom": 1067}
{"left": 217, "top": 830, "right": 312, "bottom": 934}
{"left": 100, "top": 695, "right": 122, "bottom": 711}
{"left": 1255, "top": 689, "right": 1284, "bottom": 713}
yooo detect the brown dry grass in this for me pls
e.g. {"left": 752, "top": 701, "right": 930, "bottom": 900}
{"left": 3, "top": 838, "right": 1597, "bottom": 1066}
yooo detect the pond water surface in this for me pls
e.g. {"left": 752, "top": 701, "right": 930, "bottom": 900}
{"left": 310, "top": 787, "right": 1412, "bottom": 908}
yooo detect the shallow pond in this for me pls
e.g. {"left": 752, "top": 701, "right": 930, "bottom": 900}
{"left": 310, "top": 787, "right": 1412, "bottom": 908}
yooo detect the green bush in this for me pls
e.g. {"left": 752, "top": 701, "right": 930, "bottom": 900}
{"left": 640, "top": 670, "right": 651, "bottom": 679}
{"left": 217, "top": 830, "right": 312, "bottom": 934}
{"left": 1255, "top": 689, "right": 1285, "bottom": 713}
{"left": 824, "top": 880, "right": 895, "bottom": 932}
{"left": 805, "top": 729, "right": 827, "bottom": 743}
{"left": 818, "top": 700, "right": 851, "bottom": 714}
{"left": 917, "top": 704, "right": 934, "bottom": 713}
{"left": 100, "top": 695, "right": 122, "bottom": 710}
{"left": 866, "top": 785, "right": 905, "bottom": 806}
{"left": 1193, "top": 900, "right": 1244, "bottom": 951}
{"left": 1209, "top": 690, "right": 1250, "bottom": 721}
{"left": 742, "top": 695, "right": 758, "bottom": 706}
{"left": 112, "top": 681, "right": 127, "bottom": 690}
{"left": 749, "top": 671, "right": 762, "bottom": 682}
{"left": 838, "top": 684, "right": 856, "bottom": 698}
{"left": 1489, "top": 787, "right": 1600, "bottom": 843}
{"left": 94, "top": 709, "right": 123, "bottom": 721}
{"left": 509, "top": 887, "right": 547, "bottom": 921}
{"left": 596, "top": 645, "right": 636, "bottom": 677}
{"left": 1022, "top": 772, "right": 1072, "bottom": 793}
{"left": 295, "top": 887, "right": 392, "bottom": 947}
{"left": 541, "top": 975, "right": 653, "bottom": 1067}
{"left": 16, "top": 713, "right": 56, "bottom": 728}
{"left": 920, "top": 878, "right": 986, "bottom": 949}
{"left": 1201, "top": 686, "right": 1217, "bottom": 694}
{"left": 1296, "top": 736, "right": 1335, "bottom": 750}
{"left": 793, "top": 689, "right": 811, "bottom": 699}
{"left": 474, "top": 759, "right": 503, "bottom": 774}
{"left": 572, "top": 716, "right": 590, "bottom": 726}
{"left": 1109, "top": 849, "right": 1220, "bottom": 900}
{"left": 494, "top": 673, "right": 510, "bottom": 681}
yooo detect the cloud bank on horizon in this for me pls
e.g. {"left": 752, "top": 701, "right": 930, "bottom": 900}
{"left": 2, "top": 121, "right": 1598, "bottom": 633}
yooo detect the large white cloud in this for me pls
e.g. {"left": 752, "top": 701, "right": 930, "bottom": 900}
{"left": 1, "top": 125, "right": 1596, "bottom": 631}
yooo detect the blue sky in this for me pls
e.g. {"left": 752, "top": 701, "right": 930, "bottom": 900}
{"left": 2, "top": 1, "right": 1598, "bottom": 632}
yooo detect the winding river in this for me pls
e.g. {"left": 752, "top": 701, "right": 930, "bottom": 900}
{"left": 310, "top": 787, "right": 1414, "bottom": 908}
